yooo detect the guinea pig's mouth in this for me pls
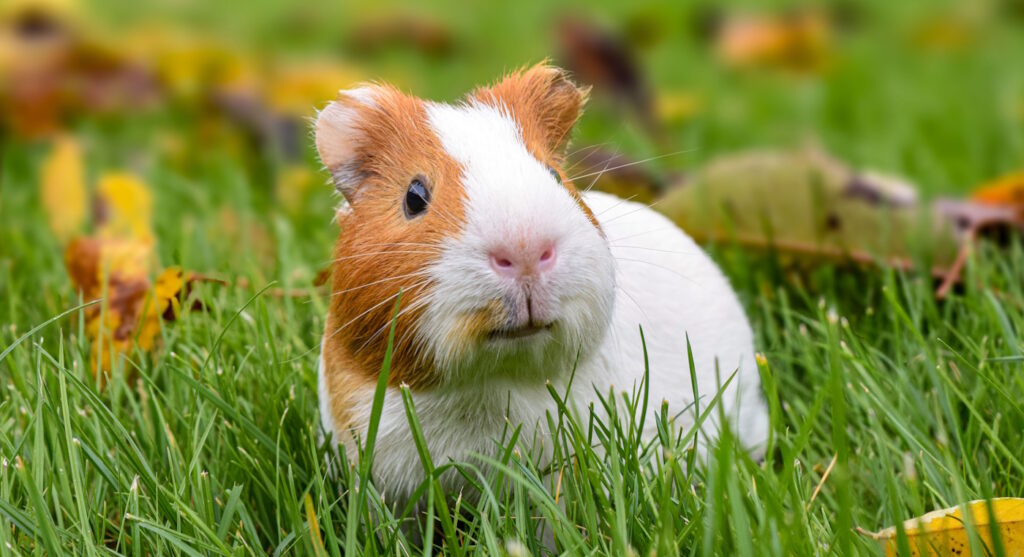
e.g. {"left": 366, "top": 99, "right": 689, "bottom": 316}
{"left": 487, "top": 322, "right": 554, "bottom": 341}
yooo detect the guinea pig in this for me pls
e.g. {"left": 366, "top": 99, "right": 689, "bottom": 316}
{"left": 314, "top": 63, "right": 769, "bottom": 508}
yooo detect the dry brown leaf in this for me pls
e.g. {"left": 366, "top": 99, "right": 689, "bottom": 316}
{"left": 858, "top": 498, "right": 1024, "bottom": 556}
{"left": 62, "top": 172, "right": 200, "bottom": 377}
{"left": 0, "top": 2, "right": 159, "bottom": 137}
{"left": 67, "top": 241, "right": 197, "bottom": 376}
{"left": 40, "top": 134, "right": 86, "bottom": 241}
{"left": 65, "top": 236, "right": 152, "bottom": 301}
{"left": 65, "top": 235, "right": 153, "bottom": 375}
{"left": 557, "top": 17, "right": 659, "bottom": 138}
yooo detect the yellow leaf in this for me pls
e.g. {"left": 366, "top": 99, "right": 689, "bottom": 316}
{"left": 267, "top": 61, "right": 364, "bottom": 117}
{"left": 153, "top": 266, "right": 194, "bottom": 322}
{"left": 95, "top": 173, "right": 154, "bottom": 244}
{"left": 65, "top": 236, "right": 153, "bottom": 377}
{"left": 40, "top": 135, "right": 87, "bottom": 242}
{"left": 858, "top": 498, "right": 1024, "bottom": 556}
{"left": 123, "top": 30, "right": 255, "bottom": 98}
{"left": 715, "top": 11, "right": 831, "bottom": 73}
{"left": 65, "top": 236, "right": 153, "bottom": 301}
{"left": 153, "top": 266, "right": 185, "bottom": 306}
{"left": 0, "top": 0, "right": 79, "bottom": 22}
{"left": 971, "top": 171, "right": 1024, "bottom": 210}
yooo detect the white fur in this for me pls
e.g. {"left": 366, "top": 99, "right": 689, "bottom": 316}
{"left": 417, "top": 100, "right": 616, "bottom": 383}
{"left": 318, "top": 102, "right": 769, "bottom": 507}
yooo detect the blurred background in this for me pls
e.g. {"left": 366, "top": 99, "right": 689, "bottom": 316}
{"left": 6, "top": 3, "right": 1024, "bottom": 551}
{"left": 3, "top": 0, "right": 1024, "bottom": 322}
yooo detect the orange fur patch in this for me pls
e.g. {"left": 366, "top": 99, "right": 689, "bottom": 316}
{"left": 321, "top": 85, "right": 465, "bottom": 431}
{"left": 321, "top": 67, "right": 598, "bottom": 433}
{"left": 443, "top": 300, "right": 506, "bottom": 360}
{"left": 473, "top": 64, "right": 600, "bottom": 230}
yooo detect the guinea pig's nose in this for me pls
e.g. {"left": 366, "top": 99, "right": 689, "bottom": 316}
{"left": 489, "top": 243, "right": 557, "bottom": 279}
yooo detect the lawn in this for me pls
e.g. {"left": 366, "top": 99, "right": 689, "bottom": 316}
{"left": 2, "top": 0, "right": 1024, "bottom": 554}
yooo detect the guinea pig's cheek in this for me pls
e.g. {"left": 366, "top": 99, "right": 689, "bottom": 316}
{"left": 448, "top": 302, "right": 505, "bottom": 346}
{"left": 561, "top": 241, "right": 616, "bottom": 336}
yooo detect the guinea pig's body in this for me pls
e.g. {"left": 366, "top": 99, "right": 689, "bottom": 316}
{"left": 314, "top": 64, "right": 768, "bottom": 508}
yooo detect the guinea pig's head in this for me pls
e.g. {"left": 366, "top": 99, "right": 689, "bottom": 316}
{"left": 315, "top": 63, "right": 615, "bottom": 388}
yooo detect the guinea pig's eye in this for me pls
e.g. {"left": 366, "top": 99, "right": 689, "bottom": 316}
{"left": 404, "top": 178, "right": 431, "bottom": 219}
{"left": 548, "top": 166, "right": 563, "bottom": 185}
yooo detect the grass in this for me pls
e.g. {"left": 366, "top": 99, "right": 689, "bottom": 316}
{"left": 3, "top": 0, "right": 1024, "bottom": 554}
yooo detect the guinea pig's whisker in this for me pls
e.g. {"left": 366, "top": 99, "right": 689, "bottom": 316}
{"left": 590, "top": 194, "right": 640, "bottom": 219}
{"left": 613, "top": 280, "right": 650, "bottom": 320}
{"left": 330, "top": 271, "right": 431, "bottom": 298}
{"left": 331, "top": 250, "right": 438, "bottom": 264}
{"left": 348, "top": 241, "right": 442, "bottom": 250}
{"left": 562, "top": 142, "right": 615, "bottom": 175}
{"left": 581, "top": 158, "right": 615, "bottom": 194}
{"left": 606, "top": 226, "right": 678, "bottom": 244}
{"left": 566, "top": 149, "right": 693, "bottom": 183}
{"left": 326, "top": 294, "right": 403, "bottom": 341}
{"left": 596, "top": 197, "right": 667, "bottom": 225}
{"left": 354, "top": 284, "right": 432, "bottom": 353}
{"left": 373, "top": 305, "right": 430, "bottom": 358}
{"left": 572, "top": 148, "right": 634, "bottom": 193}
{"left": 607, "top": 244, "right": 700, "bottom": 256}
{"left": 326, "top": 278, "right": 430, "bottom": 340}
{"left": 564, "top": 141, "right": 612, "bottom": 160}
{"left": 426, "top": 205, "right": 463, "bottom": 231}
{"left": 612, "top": 256, "right": 696, "bottom": 285}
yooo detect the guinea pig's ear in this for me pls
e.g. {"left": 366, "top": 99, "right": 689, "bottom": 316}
{"left": 474, "top": 63, "right": 590, "bottom": 157}
{"left": 314, "top": 86, "right": 381, "bottom": 200}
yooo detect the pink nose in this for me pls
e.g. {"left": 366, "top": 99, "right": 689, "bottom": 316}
{"left": 489, "top": 243, "right": 557, "bottom": 279}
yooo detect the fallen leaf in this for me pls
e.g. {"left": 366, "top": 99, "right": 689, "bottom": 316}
{"left": 125, "top": 30, "right": 253, "bottom": 99}
{"left": 0, "top": 1, "right": 74, "bottom": 136}
{"left": 39, "top": 134, "right": 86, "bottom": 241}
{"left": 557, "top": 17, "right": 660, "bottom": 139}
{"left": 656, "top": 146, "right": 962, "bottom": 267}
{"left": 714, "top": 10, "right": 832, "bottom": 73}
{"left": 858, "top": 498, "right": 1024, "bottom": 556}
{"left": 267, "top": 61, "right": 364, "bottom": 117}
{"left": 65, "top": 235, "right": 154, "bottom": 375}
{"left": 970, "top": 171, "right": 1024, "bottom": 216}
{"left": 135, "top": 266, "right": 198, "bottom": 351}
{"left": 61, "top": 171, "right": 200, "bottom": 378}
{"left": 67, "top": 244, "right": 198, "bottom": 376}
{"left": 65, "top": 236, "right": 152, "bottom": 302}
{"left": 94, "top": 172, "right": 153, "bottom": 244}
{"left": 0, "top": 2, "right": 159, "bottom": 137}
